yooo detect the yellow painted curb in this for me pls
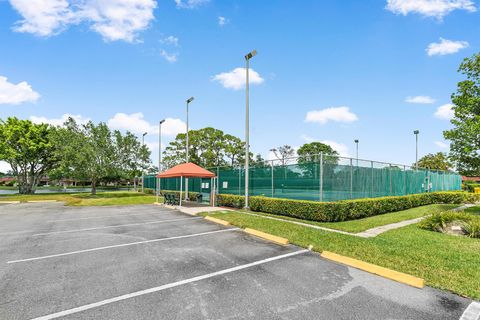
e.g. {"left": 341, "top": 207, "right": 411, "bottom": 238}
{"left": 27, "top": 200, "right": 58, "bottom": 203}
{"left": 0, "top": 201, "right": 20, "bottom": 204}
{"left": 244, "top": 228, "right": 289, "bottom": 246}
{"left": 321, "top": 251, "right": 425, "bottom": 289}
{"left": 153, "top": 202, "right": 164, "bottom": 206}
{"left": 205, "top": 216, "right": 231, "bottom": 226}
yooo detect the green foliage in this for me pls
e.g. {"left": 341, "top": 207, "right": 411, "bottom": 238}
{"left": 420, "top": 210, "right": 480, "bottom": 238}
{"left": 0, "top": 117, "right": 58, "bottom": 194}
{"left": 216, "top": 192, "right": 480, "bottom": 222}
{"left": 297, "top": 142, "right": 339, "bottom": 163}
{"left": 444, "top": 52, "right": 480, "bottom": 176}
{"left": 51, "top": 117, "right": 151, "bottom": 194}
{"left": 464, "top": 183, "right": 480, "bottom": 192}
{"left": 415, "top": 152, "right": 452, "bottom": 171}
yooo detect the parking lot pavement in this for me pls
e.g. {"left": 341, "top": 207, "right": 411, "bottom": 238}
{"left": 0, "top": 203, "right": 475, "bottom": 320}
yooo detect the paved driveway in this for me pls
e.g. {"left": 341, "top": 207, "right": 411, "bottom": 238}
{"left": 0, "top": 203, "right": 474, "bottom": 319}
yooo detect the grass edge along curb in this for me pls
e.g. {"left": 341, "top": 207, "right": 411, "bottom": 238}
{"left": 321, "top": 251, "right": 425, "bottom": 288}
{"left": 204, "top": 216, "right": 231, "bottom": 226}
{"left": 244, "top": 228, "right": 289, "bottom": 245}
{"left": 216, "top": 192, "right": 480, "bottom": 223}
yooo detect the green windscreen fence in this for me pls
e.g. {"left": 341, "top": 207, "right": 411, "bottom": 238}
{"left": 143, "top": 155, "right": 461, "bottom": 202}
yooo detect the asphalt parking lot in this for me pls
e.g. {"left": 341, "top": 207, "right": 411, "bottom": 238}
{"left": 0, "top": 202, "right": 475, "bottom": 320}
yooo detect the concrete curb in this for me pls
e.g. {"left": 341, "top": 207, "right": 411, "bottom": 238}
{"left": 244, "top": 228, "right": 289, "bottom": 246}
{"left": 204, "top": 216, "right": 231, "bottom": 226}
{"left": 321, "top": 251, "right": 425, "bottom": 289}
{"left": 0, "top": 201, "right": 20, "bottom": 204}
{"left": 27, "top": 200, "right": 58, "bottom": 203}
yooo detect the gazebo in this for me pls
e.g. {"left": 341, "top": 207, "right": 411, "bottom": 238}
{"left": 156, "top": 162, "right": 216, "bottom": 206}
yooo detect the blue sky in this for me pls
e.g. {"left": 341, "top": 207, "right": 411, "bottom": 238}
{"left": 0, "top": 0, "right": 479, "bottom": 171}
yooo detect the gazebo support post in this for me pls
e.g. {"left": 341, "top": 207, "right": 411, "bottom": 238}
{"left": 179, "top": 176, "right": 183, "bottom": 207}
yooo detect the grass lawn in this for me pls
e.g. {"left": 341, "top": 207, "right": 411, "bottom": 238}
{"left": 205, "top": 210, "right": 480, "bottom": 299}
{"left": 0, "top": 192, "right": 158, "bottom": 206}
{"left": 211, "top": 204, "right": 458, "bottom": 233}
{"left": 464, "top": 205, "right": 480, "bottom": 216}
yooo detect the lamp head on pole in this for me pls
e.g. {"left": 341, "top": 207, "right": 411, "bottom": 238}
{"left": 142, "top": 132, "right": 147, "bottom": 137}
{"left": 245, "top": 50, "right": 257, "bottom": 60}
{"left": 186, "top": 97, "right": 194, "bottom": 104}
{"left": 160, "top": 119, "right": 165, "bottom": 125}
{"left": 413, "top": 130, "right": 419, "bottom": 135}
{"left": 354, "top": 139, "right": 359, "bottom": 144}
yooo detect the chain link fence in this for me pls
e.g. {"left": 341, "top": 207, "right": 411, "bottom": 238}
{"left": 144, "top": 154, "right": 461, "bottom": 202}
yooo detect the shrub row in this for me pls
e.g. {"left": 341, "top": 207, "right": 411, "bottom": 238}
{"left": 216, "top": 192, "right": 480, "bottom": 222}
{"left": 158, "top": 189, "right": 199, "bottom": 199}
{"left": 464, "top": 183, "right": 480, "bottom": 193}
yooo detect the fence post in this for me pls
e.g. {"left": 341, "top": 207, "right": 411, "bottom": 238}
{"left": 319, "top": 152, "right": 323, "bottom": 202}
{"left": 371, "top": 161, "right": 374, "bottom": 198}
{"left": 403, "top": 165, "right": 407, "bottom": 195}
{"left": 350, "top": 158, "right": 353, "bottom": 199}
{"left": 271, "top": 160, "right": 274, "bottom": 198}
{"left": 389, "top": 164, "right": 392, "bottom": 195}
{"left": 238, "top": 165, "right": 241, "bottom": 195}
{"left": 216, "top": 167, "right": 220, "bottom": 194}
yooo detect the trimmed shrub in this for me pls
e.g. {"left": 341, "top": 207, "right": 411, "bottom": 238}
{"left": 216, "top": 192, "right": 480, "bottom": 223}
{"left": 159, "top": 189, "right": 199, "bottom": 200}
{"left": 420, "top": 210, "right": 480, "bottom": 238}
{"left": 464, "top": 183, "right": 480, "bottom": 193}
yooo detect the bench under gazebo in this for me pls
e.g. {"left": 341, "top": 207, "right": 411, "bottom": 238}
{"left": 156, "top": 162, "right": 217, "bottom": 207}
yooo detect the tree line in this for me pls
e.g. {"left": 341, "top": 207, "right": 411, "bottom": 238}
{"left": 0, "top": 117, "right": 152, "bottom": 194}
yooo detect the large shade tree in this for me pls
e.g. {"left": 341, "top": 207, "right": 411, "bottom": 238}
{"left": 414, "top": 152, "right": 452, "bottom": 171}
{"left": 51, "top": 118, "right": 151, "bottom": 194}
{"left": 0, "top": 117, "right": 58, "bottom": 194}
{"left": 444, "top": 52, "right": 480, "bottom": 176}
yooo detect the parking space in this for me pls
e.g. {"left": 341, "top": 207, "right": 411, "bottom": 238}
{"left": 0, "top": 203, "right": 474, "bottom": 320}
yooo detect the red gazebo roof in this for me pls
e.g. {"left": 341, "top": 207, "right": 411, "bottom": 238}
{"left": 156, "top": 162, "right": 215, "bottom": 178}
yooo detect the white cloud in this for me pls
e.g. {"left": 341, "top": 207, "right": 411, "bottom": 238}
{"left": 160, "top": 50, "right": 178, "bottom": 63}
{"left": 405, "top": 95, "right": 435, "bottom": 104}
{"left": 30, "top": 114, "right": 91, "bottom": 126}
{"left": 161, "top": 35, "right": 179, "bottom": 46}
{"left": 434, "top": 103, "right": 454, "bottom": 120}
{"left": 305, "top": 106, "right": 358, "bottom": 125}
{"left": 426, "top": 38, "right": 469, "bottom": 56}
{"left": 386, "top": 0, "right": 476, "bottom": 19}
{"left": 174, "top": 0, "right": 209, "bottom": 9}
{"left": 0, "top": 76, "right": 40, "bottom": 105}
{"left": 0, "top": 161, "right": 11, "bottom": 173}
{"left": 9, "top": 0, "right": 157, "bottom": 42}
{"left": 320, "top": 140, "right": 350, "bottom": 157}
{"left": 108, "top": 113, "right": 185, "bottom": 137}
{"left": 435, "top": 141, "right": 449, "bottom": 149}
{"left": 218, "top": 16, "right": 228, "bottom": 26}
{"left": 212, "top": 68, "right": 264, "bottom": 90}
{"left": 9, "top": 0, "right": 75, "bottom": 36}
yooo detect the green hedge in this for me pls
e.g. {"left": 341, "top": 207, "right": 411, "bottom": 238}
{"left": 158, "top": 189, "right": 199, "bottom": 199}
{"left": 216, "top": 192, "right": 480, "bottom": 222}
{"left": 464, "top": 183, "right": 480, "bottom": 193}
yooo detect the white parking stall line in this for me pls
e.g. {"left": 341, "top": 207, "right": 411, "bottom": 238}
{"left": 8, "top": 228, "right": 240, "bottom": 264}
{"left": 32, "top": 217, "right": 201, "bottom": 237}
{"left": 29, "top": 249, "right": 308, "bottom": 320}
{"left": 48, "top": 212, "right": 165, "bottom": 222}
{"left": 460, "top": 302, "right": 480, "bottom": 320}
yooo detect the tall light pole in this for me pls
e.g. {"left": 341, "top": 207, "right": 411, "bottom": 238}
{"left": 141, "top": 132, "right": 147, "bottom": 193}
{"left": 414, "top": 130, "right": 419, "bottom": 170}
{"left": 244, "top": 49, "right": 257, "bottom": 209}
{"left": 185, "top": 97, "right": 194, "bottom": 200}
{"left": 354, "top": 139, "right": 359, "bottom": 166}
{"left": 157, "top": 119, "right": 165, "bottom": 199}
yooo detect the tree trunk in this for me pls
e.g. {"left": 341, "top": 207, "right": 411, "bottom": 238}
{"left": 91, "top": 179, "right": 97, "bottom": 195}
